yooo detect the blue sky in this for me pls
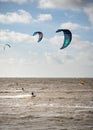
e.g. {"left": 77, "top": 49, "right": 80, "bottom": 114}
{"left": 0, "top": 0, "right": 93, "bottom": 77}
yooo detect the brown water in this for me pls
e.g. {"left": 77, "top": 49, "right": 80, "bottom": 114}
{"left": 0, "top": 78, "right": 93, "bottom": 130}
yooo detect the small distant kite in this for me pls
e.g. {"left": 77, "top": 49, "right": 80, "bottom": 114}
{"left": 56, "top": 29, "right": 72, "bottom": 49}
{"left": 4, "top": 44, "right": 11, "bottom": 50}
{"left": 33, "top": 31, "right": 43, "bottom": 42}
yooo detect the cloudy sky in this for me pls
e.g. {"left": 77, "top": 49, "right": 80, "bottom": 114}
{"left": 0, "top": 0, "right": 93, "bottom": 77}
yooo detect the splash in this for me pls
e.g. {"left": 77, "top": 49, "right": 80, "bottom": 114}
{"left": 0, "top": 94, "right": 31, "bottom": 99}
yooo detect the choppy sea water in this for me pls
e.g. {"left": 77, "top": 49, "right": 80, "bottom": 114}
{"left": 0, "top": 78, "right": 93, "bottom": 130}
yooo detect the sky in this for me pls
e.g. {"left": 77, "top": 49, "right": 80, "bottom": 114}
{"left": 0, "top": 0, "right": 93, "bottom": 77}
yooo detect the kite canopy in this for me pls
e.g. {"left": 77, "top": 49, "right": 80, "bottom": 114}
{"left": 33, "top": 31, "right": 43, "bottom": 42}
{"left": 56, "top": 29, "right": 72, "bottom": 49}
{"left": 4, "top": 44, "right": 11, "bottom": 50}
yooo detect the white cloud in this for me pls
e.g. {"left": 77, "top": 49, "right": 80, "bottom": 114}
{"left": 0, "top": 0, "right": 27, "bottom": 4}
{"left": 0, "top": 10, "right": 32, "bottom": 24}
{"left": 37, "top": 0, "right": 91, "bottom": 10}
{"left": 37, "top": 14, "right": 52, "bottom": 22}
{"left": 70, "top": 34, "right": 93, "bottom": 66}
{"left": 45, "top": 33, "right": 93, "bottom": 67}
{"left": 0, "top": 30, "right": 35, "bottom": 43}
{"left": 84, "top": 4, "right": 93, "bottom": 26}
{"left": 45, "top": 52, "right": 63, "bottom": 64}
{"left": 0, "top": 29, "right": 93, "bottom": 77}
{"left": 45, "top": 51, "right": 74, "bottom": 65}
{"left": 0, "top": 57, "right": 39, "bottom": 77}
{"left": 0, "top": 10, "right": 52, "bottom": 24}
{"left": 60, "top": 22, "right": 89, "bottom": 30}
{"left": 49, "top": 35, "right": 63, "bottom": 45}
{"left": 37, "top": 0, "right": 93, "bottom": 27}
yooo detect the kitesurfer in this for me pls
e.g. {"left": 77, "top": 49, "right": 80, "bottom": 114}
{"left": 31, "top": 92, "right": 36, "bottom": 97}
{"left": 22, "top": 88, "right": 24, "bottom": 91}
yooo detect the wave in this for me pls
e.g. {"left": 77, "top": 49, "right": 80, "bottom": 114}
{"left": 33, "top": 104, "right": 93, "bottom": 109}
{"left": 0, "top": 94, "right": 31, "bottom": 99}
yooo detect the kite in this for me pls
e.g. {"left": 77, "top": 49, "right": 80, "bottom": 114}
{"left": 56, "top": 29, "right": 72, "bottom": 49}
{"left": 33, "top": 31, "right": 43, "bottom": 42}
{"left": 4, "top": 44, "right": 11, "bottom": 50}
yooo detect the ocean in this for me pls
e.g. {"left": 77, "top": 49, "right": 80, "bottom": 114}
{"left": 0, "top": 78, "right": 93, "bottom": 130}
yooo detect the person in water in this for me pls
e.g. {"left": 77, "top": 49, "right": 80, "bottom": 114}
{"left": 22, "top": 88, "right": 24, "bottom": 91}
{"left": 31, "top": 92, "right": 36, "bottom": 97}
